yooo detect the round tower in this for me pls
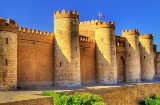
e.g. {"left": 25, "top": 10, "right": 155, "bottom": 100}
{"left": 139, "top": 34, "right": 155, "bottom": 81}
{"left": 122, "top": 29, "right": 141, "bottom": 82}
{"left": 95, "top": 21, "right": 117, "bottom": 84}
{"left": 0, "top": 18, "right": 17, "bottom": 90}
{"left": 54, "top": 10, "right": 81, "bottom": 87}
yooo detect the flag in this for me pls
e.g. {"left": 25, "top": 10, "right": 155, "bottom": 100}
{"left": 99, "top": 12, "right": 105, "bottom": 18}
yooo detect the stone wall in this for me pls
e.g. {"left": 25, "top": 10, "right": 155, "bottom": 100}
{"left": 80, "top": 39, "right": 96, "bottom": 85}
{"left": 0, "top": 31, "right": 17, "bottom": 90}
{"left": 62, "top": 83, "right": 160, "bottom": 105}
{"left": 0, "top": 97, "right": 53, "bottom": 105}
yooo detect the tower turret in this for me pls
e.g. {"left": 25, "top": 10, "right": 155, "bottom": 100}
{"left": 0, "top": 18, "right": 17, "bottom": 90}
{"left": 54, "top": 10, "right": 81, "bottom": 87}
{"left": 122, "top": 29, "right": 141, "bottom": 82}
{"left": 95, "top": 21, "right": 117, "bottom": 84}
{"left": 139, "top": 34, "right": 155, "bottom": 81}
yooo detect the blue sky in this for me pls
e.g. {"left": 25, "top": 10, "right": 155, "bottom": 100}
{"left": 0, "top": 0, "right": 160, "bottom": 51}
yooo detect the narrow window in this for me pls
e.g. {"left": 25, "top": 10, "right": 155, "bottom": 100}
{"left": 129, "top": 54, "right": 130, "bottom": 57}
{"left": 144, "top": 47, "right": 145, "bottom": 49}
{"left": 60, "top": 62, "right": 61, "bottom": 67}
{"left": 129, "top": 44, "right": 130, "bottom": 47}
{"left": 76, "top": 62, "right": 77, "bottom": 67}
{"left": 5, "top": 59, "right": 8, "bottom": 66}
{"left": 102, "top": 38, "right": 103, "bottom": 42}
{"left": 102, "top": 63, "right": 103, "bottom": 67}
{"left": 6, "top": 38, "right": 8, "bottom": 44}
{"left": 144, "top": 56, "right": 145, "bottom": 59}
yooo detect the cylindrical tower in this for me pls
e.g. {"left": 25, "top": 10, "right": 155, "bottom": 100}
{"left": 0, "top": 18, "right": 17, "bottom": 90}
{"left": 122, "top": 29, "right": 141, "bottom": 82}
{"left": 95, "top": 21, "right": 117, "bottom": 84}
{"left": 54, "top": 10, "right": 81, "bottom": 87}
{"left": 139, "top": 34, "right": 155, "bottom": 81}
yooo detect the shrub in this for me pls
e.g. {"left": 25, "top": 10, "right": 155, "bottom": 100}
{"left": 140, "top": 94, "right": 160, "bottom": 105}
{"left": 41, "top": 90, "right": 106, "bottom": 105}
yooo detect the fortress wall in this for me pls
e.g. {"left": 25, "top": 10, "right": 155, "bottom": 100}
{"left": 79, "top": 20, "right": 99, "bottom": 39}
{"left": 17, "top": 38, "right": 54, "bottom": 88}
{"left": 17, "top": 28, "right": 54, "bottom": 88}
{"left": 17, "top": 31, "right": 54, "bottom": 88}
{"left": 80, "top": 39, "right": 96, "bottom": 85}
{"left": 0, "top": 18, "right": 55, "bottom": 88}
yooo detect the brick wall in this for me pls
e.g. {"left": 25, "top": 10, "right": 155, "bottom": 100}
{"left": 17, "top": 32, "right": 54, "bottom": 88}
{"left": 80, "top": 41, "right": 96, "bottom": 85}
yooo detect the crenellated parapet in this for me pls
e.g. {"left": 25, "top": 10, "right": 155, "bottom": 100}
{"left": 0, "top": 17, "right": 54, "bottom": 37}
{"left": 79, "top": 36, "right": 95, "bottom": 43}
{"left": 95, "top": 21, "right": 115, "bottom": 29}
{"left": 79, "top": 20, "right": 100, "bottom": 26}
{"left": 18, "top": 27, "right": 53, "bottom": 36}
{"left": 122, "top": 29, "right": 139, "bottom": 35}
{"left": 54, "top": 9, "right": 79, "bottom": 20}
{"left": 139, "top": 34, "right": 153, "bottom": 39}
{"left": 0, "top": 18, "right": 18, "bottom": 33}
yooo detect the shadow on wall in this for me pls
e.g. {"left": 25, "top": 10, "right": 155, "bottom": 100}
{"left": 95, "top": 44, "right": 117, "bottom": 84}
{"left": 80, "top": 40, "right": 96, "bottom": 85}
{"left": 54, "top": 38, "right": 80, "bottom": 87}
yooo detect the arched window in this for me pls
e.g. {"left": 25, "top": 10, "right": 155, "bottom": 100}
{"left": 117, "top": 40, "right": 121, "bottom": 46}
{"left": 121, "top": 41, "right": 125, "bottom": 47}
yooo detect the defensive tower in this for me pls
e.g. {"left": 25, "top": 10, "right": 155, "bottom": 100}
{"left": 139, "top": 34, "right": 155, "bottom": 81}
{"left": 95, "top": 21, "right": 117, "bottom": 84}
{"left": 122, "top": 29, "right": 141, "bottom": 82}
{"left": 54, "top": 10, "right": 81, "bottom": 87}
{"left": 0, "top": 18, "right": 17, "bottom": 90}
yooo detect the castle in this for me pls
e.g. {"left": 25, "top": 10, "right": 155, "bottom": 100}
{"left": 0, "top": 9, "right": 160, "bottom": 90}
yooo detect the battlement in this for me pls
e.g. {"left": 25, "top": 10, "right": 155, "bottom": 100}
{"left": 79, "top": 36, "right": 95, "bottom": 43}
{"left": 79, "top": 20, "right": 100, "bottom": 26}
{"left": 95, "top": 21, "right": 115, "bottom": 29}
{"left": 54, "top": 10, "right": 79, "bottom": 20}
{"left": 0, "top": 17, "right": 18, "bottom": 32}
{"left": 18, "top": 27, "right": 53, "bottom": 36}
{"left": 139, "top": 34, "right": 153, "bottom": 39}
{"left": 122, "top": 29, "right": 139, "bottom": 35}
